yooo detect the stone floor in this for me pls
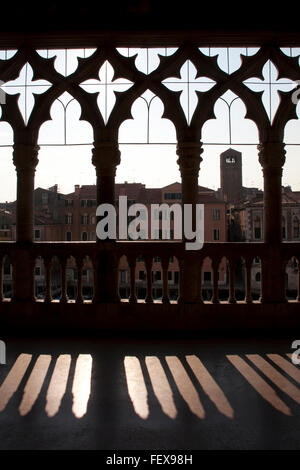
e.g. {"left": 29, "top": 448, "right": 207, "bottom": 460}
{"left": 0, "top": 332, "right": 300, "bottom": 450}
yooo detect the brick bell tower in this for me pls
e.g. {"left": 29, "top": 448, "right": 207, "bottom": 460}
{"left": 220, "top": 148, "right": 243, "bottom": 203}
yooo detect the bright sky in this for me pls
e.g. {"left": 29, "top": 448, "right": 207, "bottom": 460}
{"left": 0, "top": 47, "right": 300, "bottom": 201}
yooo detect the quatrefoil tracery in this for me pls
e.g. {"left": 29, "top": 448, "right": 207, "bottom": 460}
{"left": 0, "top": 45, "right": 298, "bottom": 144}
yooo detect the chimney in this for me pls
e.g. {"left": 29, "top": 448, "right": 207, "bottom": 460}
{"left": 74, "top": 184, "right": 80, "bottom": 195}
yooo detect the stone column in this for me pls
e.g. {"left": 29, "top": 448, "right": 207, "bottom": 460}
{"left": 212, "top": 259, "right": 220, "bottom": 304}
{"left": 128, "top": 255, "right": 137, "bottom": 303}
{"left": 92, "top": 142, "right": 120, "bottom": 211}
{"left": 161, "top": 256, "right": 170, "bottom": 304}
{"left": 258, "top": 142, "right": 286, "bottom": 303}
{"left": 245, "top": 258, "right": 253, "bottom": 304}
{"left": 44, "top": 256, "right": 52, "bottom": 303}
{"left": 92, "top": 142, "right": 120, "bottom": 303}
{"left": 12, "top": 143, "right": 39, "bottom": 302}
{"left": 76, "top": 257, "right": 84, "bottom": 304}
{"left": 176, "top": 142, "right": 203, "bottom": 303}
{"left": 13, "top": 144, "right": 39, "bottom": 243}
{"left": 144, "top": 255, "right": 153, "bottom": 303}
{"left": 177, "top": 142, "right": 203, "bottom": 232}
{"left": 0, "top": 256, "right": 3, "bottom": 302}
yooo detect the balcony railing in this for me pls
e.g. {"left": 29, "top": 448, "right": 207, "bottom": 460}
{"left": 1, "top": 240, "right": 300, "bottom": 303}
{"left": 0, "top": 241, "right": 299, "bottom": 334}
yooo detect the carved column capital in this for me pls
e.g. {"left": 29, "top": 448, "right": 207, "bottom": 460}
{"left": 258, "top": 142, "right": 286, "bottom": 170}
{"left": 92, "top": 142, "right": 120, "bottom": 176}
{"left": 13, "top": 143, "right": 39, "bottom": 171}
{"left": 176, "top": 142, "right": 203, "bottom": 177}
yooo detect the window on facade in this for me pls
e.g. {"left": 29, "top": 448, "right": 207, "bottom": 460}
{"left": 168, "top": 271, "right": 172, "bottom": 280}
{"left": 164, "top": 193, "right": 182, "bottom": 200}
{"left": 65, "top": 199, "right": 73, "bottom": 206}
{"left": 81, "top": 200, "right": 86, "bottom": 208}
{"left": 90, "top": 231, "right": 96, "bottom": 241}
{"left": 254, "top": 216, "right": 261, "bottom": 240}
{"left": 81, "top": 214, "right": 89, "bottom": 225}
{"left": 34, "top": 229, "right": 41, "bottom": 239}
{"left": 282, "top": 216, "right": 286, "bottom": 240}
{"left": 82, "top": 232, "right": 88, "bottom": 241}
{"left": 65, "top": 213, "right": 73, "bottom": 225}
{"left": 66, "top": 231, "right": 72, "bottom": 241}
{"left": 138, "top": 270, "right": 145, "bottom": 280}
{"left": 293, "top": 216, "right": 300, "bottom": 239}
{"left": 203, "top": 271, "right": 212, "bottom": 281}
{"left": 154, "top": 271, "right": 161, "bottom": 281}
{"left": 226, "top": 157, "right": 236, "bottom": 163}
{"left": 213, "top": 208, "right": 221, "bottom": 220}
{"left": 255, "top": 272, "right": 261, "bottom": 282}
{"left": 213, "top": 228, "right": 220, "bottom": 240}
{"left": 154, "top": 256, "right": 160, "bottom": 262}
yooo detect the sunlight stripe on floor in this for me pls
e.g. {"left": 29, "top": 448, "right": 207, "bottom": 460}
{"left": 246, "top": 354, "right": 300, "bottom": 405}
{"left": 267, "top": 354, "right": 300, "bottom": 385}
{"left": 19, "top": 354, "right": 51, "bottom": 416}
{"left": 186, "top": 355, "right": 234, "bottom": 418}
{"left": 0, "top": 354, "right": 32, "bottom": 412}
{"left": 124, "top": 356, "right": 149, "bottom": 419}
{"left": 166, "top": 356, "right": 205, "bottom": 419}
{"left": 145, "top": 356, "right": 177, "bottom": 419}
{"left": 227, "top": 355, "right": 291, "bottom": 415}
{"left": 72, "top": 354, "right": 92, "bottom": 418}
{"left": 45, "top": 354, "right": 71, "bottom": 417}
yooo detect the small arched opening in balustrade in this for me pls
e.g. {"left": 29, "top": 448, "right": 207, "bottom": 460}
{"left": 251, "top": 256, "right": 262, "bottom": 301}
{"left": 168, "top": 255, "right": 180, "bottom": 302}
{"left": 1, "top": 254, "right": 13, "bottom": 300}
{"left": 66, "top": 256, "right": 77, "bottom": 301}
{"left": 50, "top": 256, "right": 61, "bottom": 301}
{"left": 81, "top": 256, "right": 94, "bottom": 302}
{"left": 119, "top": 255, "right": 130, "bottom": 300}
{"left": 234, "top": 257, "right": 246, "bottom": 301}
{"left": 152, "top": 255, "right": 163, "bottom": 301}
{"left": 34, "top": 256, "right": 46, "bottom": 300}
{"left": 285, "top": 256, "right": 299, "bottom": 301}
{"left": 135, "top": 254, "right": 147, "bottom": 301}
{"left": 202, "top": 256, "right": 213, "bottom": 301}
